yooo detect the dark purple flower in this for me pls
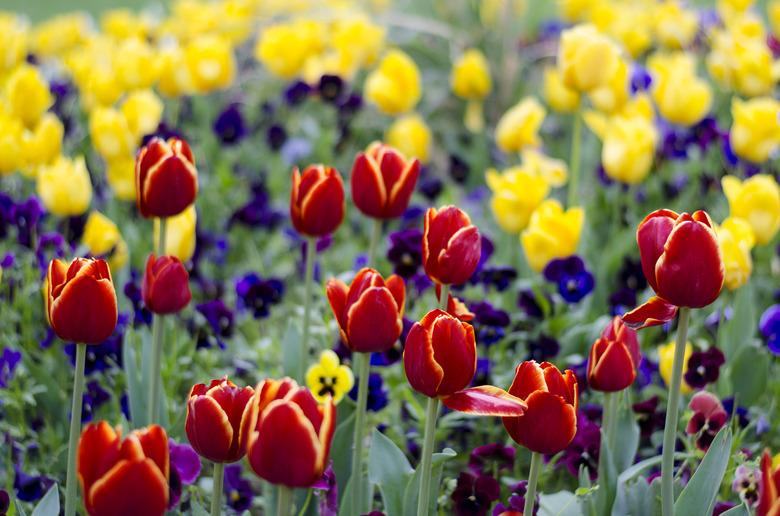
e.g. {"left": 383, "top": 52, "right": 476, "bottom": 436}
{"left": 517, "top": 289, "right": 544, "bottom": 319}
{"left": 760, "top": 304, "right": 780, "bottom": 355}
{"left": 663, "top": 174, "right": 689, "bottom": 199}
{"left": 475, "top": 265, "right": 517, "bottom": 292}
{"left": 0, "top": 489, "right": 9, "bottom": 516}
{"left": 543, "top": 255, "right": 594, "bottom": 303}
{"left": 312, "top": 464, "right": 338, "bottom": 516}
{"left": 169, "top": 439, "right": 201, "bottom": 484}
{"left": 124, "top": 269, "right": 152, "bottom": 327}
{"left": 387, "top": 229, "right": 423, "bottom": 279}
{"left": 284, "top": 80, "right": 312, "bottom": 105}
{"left": 13, "top": 465, "right": 52, "bottom": 503}
{"left": 212, "top": 103, "right": 246, "bottom": 145}
{"left": 721, "top": 134, "right": 739, "bottom": 167}
{"left": 449, "top": 154, "right": 470, "bottom": 184}
{"left": 229, "top": 182, "right": 284, "bottom": 229}
{"left": 451, "top": 472, "right": 500, "bottom": 516}
{"left": 691, "top": 117, "right": 721, "bottom": 151}
{"left": 722, "top": 397, "right": 749, "bottom": 428}
{"left": 556, "top": 411, "right": 601, "bottom": 480}
{"left": 616, "top": 257, "right": 647, "bottom": 293}
{"left": 64, "top": 313, "right": 128, "bottom": 374}
{"left": 609, "top": 287, "right": 637, "bottom": 316}
{"left": 0, "top": 193, "right": 14, "bottom": 240}
{"left": 35, "top": 232, "right": 68, "bottom": 275}
{"left": 318, "top": 74, "right": 344, "bottom": 103}
{"left": 418, "top": 174, "right": 443, "bottom": 201}
{"left": 493, "top": 480, "right": 539, "bottom": 516}
{"left": 684, "top": 347, "right": 725, "bottom": 388}
{"left": 81, "top": 380, "right": 111, "bottom": 422}
{"left": 660, "top": 126, "right": 691, "bottom": 161}
{"left": 473, "top": 357, "right": 490, "bottom": 385}
{"left": 223, "top": 464, "right": 253, "bottom": 512}
{"left": 686, "top": 391, "right": 727, "bottom": 451}
{"left": 348, "top": 372, "right": 388, "bottom": 412}
{"left": 468, "top": 443, "right": 515, "bottom": 476}
{"left": 196, "top": 300, "right": 234, "bottom": 349}
{"left": 526, "top": 334, "right": 560, "bottom": 362}
{"left": 469, "top": 301, "right": 510, "bottom": 346}
{"left": 630, "top": 65, "right": 652, "bottom": 93}
{"left": 14, "top": 196, "right": 45, "bottom": 248}
{"left": 705, "top": 306, "right": 733, "bottom": 331}
{"left": 0, "top": 348, "right": 21, "bottom": 389}
{"left": 633, "top": 396, "right": 665, "bottom": 439}
{"left": 141, "top": 121, "right": 184, "bottom": 146}
{"left": 235, "top": 273, "right": 284, "bottom": 319}
{"left": 266, "top": 124, "right": 287, "bottom": 150}
{"left": 713, "top": 502, "right": 738, "bottom": 515}
{"left": 338, "top": 93, "right": 363, "bottom": 117}
{"left": 731, "top": 463, "right": 760, "bottom": 508}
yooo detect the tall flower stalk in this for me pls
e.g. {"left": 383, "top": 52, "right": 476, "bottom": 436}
{"left": 148, "top": 218, "right": 167, "bottom": 423}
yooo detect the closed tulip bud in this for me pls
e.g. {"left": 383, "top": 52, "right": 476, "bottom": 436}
{"left": 114, "top": 37, "right": 160, "bottom": 91}
{"left": 587, "top": 316, "right": 640, "bottom": 392}
{"left": 423, "top": 206, "right": 481, "bottom": 285}
{"left": 495, "top": 96, "right": 546, "bottom": 153}
{"left": 326, "top": 268, "right": 405, "bottom": 353}
{"left": 254, "top": 19, "right": 325, "bottom": 80}
{"left": 244, "top": 378, "right": 336, "bottom": 488}
{"left": 557, "top": 24, "right": 620, "bottom": 93}
{"left": 588, "top": 56, "right": 629, "bottom": 114}
{"left": 351, "top": 142, "right": 420, "bottom": 219}
{"left": 185, "top": 377, "right": 254, "bottom": 463}
{"left": 729, "top": 97, "right": 780, "bottom": 164}
{"left": 654, "top": 1, "right": 699, "bottom": 49}
{"left": 142, "top": 254, "right": 191, "bottom": 314}
{"left": 154, "top": 205, "right": 197, "bottom": 262}
{"left": 36, "top": 155, "right": 93, "bottom": 217}
{"left": 136, "top": 137, "right": 198, "bottom": 219}
{"left": 78, "top": 421, "right": 169, "bottom": 516}
{"left": 365, "top": 49, "right": 421, "bottom": 115}
{"left": 599, "top": 114, "right": 658, "bottom": 185}
{"left": 290, "top": 164, "right": 345, "bottom": 237}
{"left": 21, "top": 113, "right": 63, "bottom": 173}
{"left": 385, "top": 113, "right": 431, "bottom": 163}
{"left": 521, "top": 200, "right": 584, "bottom": 272}
{"left": 158, "top": 44, "right": 194, "bottom": 98}
{"left": 502, "top": 361, "right": 578, "bottom": 454}
{"left": 658, "top": 340, "right": 693, "bottom": 394}
{"left": 47, "top": 258, "right": 117, "bottom": 345}
{"left": 106, "top": 156, "right": 137, "bottom": 201}
{"left": 722, "top": 174, "right": 780, "bottom": 245}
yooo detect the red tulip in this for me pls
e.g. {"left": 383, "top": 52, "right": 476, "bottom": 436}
{"left": 759, "top": 448, "right": 780, "bottom": 516}
{"left": 290, "top": 164, "right": 345, "bottom": 237}
{"left": 624, "top": 209, "right": 724, "bottom": 329}
{"left": 244, "top": 378, "right": 336, "bottom": 488}
{"left": 502, "top": 361, "right": 578, "bottom": 454}
{"left": 47, "top": 258, "right": 118, "bottom": 345}
{"left": 326, "top": 268, "right": 405, "bottom": 353}
{"left": 78, "top": 421, "right": 169, "bottom": 516}
{"left": 136, "top": 137, "right": 198, "bottom": 218}
{"left": 435, "top": 284, "right": 475, "bottom": 321}
{"left": 423, "top": 206, "right": 481, "bottom": 285}
{"left": 587, "top": 316, "right": 640, "bottom": 392}
{"left": 185, "top": 377, "right": 254, "bottom": 463}
{"left": 142, "top": 254, "right": 192, "bottom": 315}
{"left": 351, "top": 142, "right": 420, "bottom": 219}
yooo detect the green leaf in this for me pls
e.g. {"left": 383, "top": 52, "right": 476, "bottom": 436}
{"left": 728, "top": 345, "right": 768, "bottom": 406}
{"left": 190, "top": 498, "right": 210, "bottom": 516}
{"left": 14, "top": 499, "right": 28, "bottom": 516}
{"left": 594, "top": 432, "right": 617, "bottom": 515}
{"left": 31, "top": 484, "right": 58, "bottom": 516}
{"left": 368, "top": 429, "right": 414, "bottom": 516}
{"left": 611, "top": 453, "right": 689, "bottom": 516}
{"left": 402, "top": 448, "right": 457, "bottom": 516}
{"left": 610, "top": 398, "right": 640, "bottom": 473}
{"left": 721, "top": 282, "right": 756, "bottom": 360}
{"left": 719, "top": 503, "right": 751, "bottom": 515}
{"left": 122, "top": 330, "right": 146, "bottom": 428}
{"left": 539, "top": 491, "right": 582, "bottom": 516}
{"left": 281, "top": 321, "right": 303, "bottom": 383}
{"left": 674, "top": 427, "right": 733, "bottom": 515}
{"left": 330, "top": 411, "right": 355, "bottom": 508}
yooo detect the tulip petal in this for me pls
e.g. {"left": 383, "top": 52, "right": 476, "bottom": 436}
{"left": 543, "top": 364, "right": 577, "bottom": 406}
{"left": 622, "top": 296, "right": 678, "bottom": 329}
{"left": 88, "top": 459, "right": 169, "bottom": 516}
{"left": 143, "top": 154, "right": 198, "bottom": 218}
{"left": 441, "top": 386, "right": 527, "bottom": 416}
{"left": 437, "top": 225, "right": 481, "bottom": 284}
{"left": 185, "top": 396, "right": 234, "bottom": 463}
{"left": 588, "top": 338, "right": 637, "bottom": 392}
{"left": 136, "top": 425, "right": 169, "bottom": 479}
{"left": 403, "top": 322, "right": 444, "bottom": 398}
{"left": 299, "top": 169, "right": 345, "bottom": 236}
{"left": 386, "top": 158, "right": 419, "bottom": 218}
{"left": 430, "top": 315, "right": 476, "bottom": 396}
{"left": 325, "top": 279, "right": 349, "bottom": 330}
{"left": 385, "top": 274, "right": 406, "bottom": 316}
{"left": 760, "top": 449, "right": 780, "bottom": 516}
{"left": 286, "top": 388, "right": 324, "bottom": 434}
{"left": 351, "top": 153, "right": 387, "bottom": 218}
{"left": 316, "top": 398, "right": 336, "bottom": 473}
{"left": 78, "top": 422, "right": 120, "bottom": 499}
{"left": 637, "top": 209, "right": 677, "bottom": 291}
{"left": 346, "top": 286, "right": 403, "bottom": 352}
{"left": 502, "top": 391, "right": 577, "bottom": 454}
{"left": 506, "top": 361, "right": 547, "bottom": 401}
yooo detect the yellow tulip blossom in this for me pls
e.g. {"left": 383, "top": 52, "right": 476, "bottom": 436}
{"left": 158, "top": 43, "right": 194, "bottom": 98}
{"left": 121, "top": 90, "right": 164, "bottom": 140}
{"left": 82, "top": 211, "right": 129, "bottom": 270}
{"left": 0, "top": 13, "right": 28, "bottom": 74}
{"left": 89, "top": 107, "right": 136, "bottom": 162}
{"left": 521, "top": 200, "right": 584, "bottom": 272}
{"left": 305, "top": 350, "right": 355, "bottom": 404}
{"left": 100, "top": 8, "right": 150, "bottom": 40}
{"left": 31, "top": 13, "right": 90, "bottom": 57}
{"left": 654, "top": 1, "right": 699, "bottom": 49}
{"left": 588, "top": 55, "right": 629, "bottom": 114}
{"left": 0, "top": 113, "right": 23, "bottom": 176}
{"left": 254, "top": 19, "right": 325, "bottom": 79}
{"left": 717, "top": 217, "right": 755, "bottom": 290}
{"left": 331, "top": 16, "right": 386, "bottom": 69}
{"left": 385, "top": 113, "right": 431, "bottom": 163}
{"left": 106, "top": 156, "right": 137, "bottom": 202}
{"left": 707, "top": 29, "right": 776, "bottom": 97}
{"left": 557, "top": 0, "right": 594, "bottom": 23}
{"left": 587, "top": 112, "right": 657, "bottom": 184}
{"left": 521, "top": 148, "right": 568, "bottom": 188}
{"left": 36, "top": 155, "right": 92, "bottom": 217}
{"left": 21, "top": 113, "right": 64, "bottom": 177}
{"left": 543, "top": 66, "right": 580, "bottom": 114}
{"left": 486, "top": 166, "right": 550, "bottom": 235}
{"left": 114, "top": 37, "right": 160, "bottom": 91}
{"left": 648, "top": 51, "right": 712, "bottom": 127}
{"left": 495, "top": 97, "right": 546, "bottom": 153}
{"left": 729, "top": 97, "right": 780, "bottom": 163}
{"left": 185, "top": 35, "right": 237, "bottom": 93}
{"left": 451, "top": 49, "right": 492, "bottom": 100}
{"left": 722, "top": 174, "right": 780, "bottom": 245}
{"left": 365, "top": 49, "right": 422, "bottom": 115}
{"left": 557, "top": 24, "right": 620, "bottom": 93}
{"left": 4, "top": 64, "right": 53, "bottom": 129}
{"left": 658, "top": 341, "right": 693, "bottom": 394}
{"left": 590, "top": 1, "right": 654, "bottom": 58}
{"left": 154, "top": 205, "right": 197, "bottom": 261}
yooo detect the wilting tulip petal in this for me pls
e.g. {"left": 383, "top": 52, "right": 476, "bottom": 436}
{"left": 441, "top": 386, "right": 527, "bottom": 416}
{"left": 623, "top": 296, "right": 678, "bottom": 329}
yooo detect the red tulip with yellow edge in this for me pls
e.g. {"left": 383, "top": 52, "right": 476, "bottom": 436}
{"left": 142, "top": 254, "right": 192, "bottom": 315}
{"left": 77, "top": 421, "right": 169, "bottom": 516}
{"left": 759, "top": 448, "right": 780, "bottom": 516}
{"left": 351, "top": 142, "right": 420, "bottom": 219}
{"left": 587, "top": 316, "right": 640, "bottom": 392}
{"left": 135, "top": 137, "right": 198, "bottom": 219}
{"left": 422, "top": 205, "right": 481, "bottom": 286}
{"left": 290, "top": 164, "right": 345, "bottom": 237}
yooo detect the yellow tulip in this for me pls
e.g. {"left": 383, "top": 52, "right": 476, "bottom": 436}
{"left": 21, "top": 113, "right": 64, "bottom": 176}
{"left": 185, "top": 35, "right": 236, "bottom": 93}
{"left": 5, "top": 64, "right": 53, "bottom": 129}
{"left": 587, "top": 113, "right": 657, "bottom": 184}
{"left": 100, "top": 9, "right": 150, "bottom": 40}
{"left": 557, "top": 0, "right": 594, "bottom": 22}
{"left": 717, "top": 217, "right": 755, "bottom": 290}
{"left": 84, "top": 68, "right": 124, "bottom": 109}
{"left": 106, "top": 156, "right": 137, "bottom": 202}
{"left": 305, "top": 350, "right": 355, "bottom": 404}
{"left": 495, "top": 96, "right": 546, "bottom": 153}
{"left": 121, "top": 90, "right": 164, "bottom": 140}
{"left": 301, "top": 49, "right": 359, "bottom": 84}
{"left": 722, "top": 174, "right": 780, "bottom": 245}
{"left": 89, "top": 107, "right": 136, "bottom": 162}
{"left": 486, "top": 166, "right": 549, "bottom": 234}
{"left": 158, "top": 43, "right": 194, "bottom": 98}
{"left": 588, "top": 55, "right": 629, "bottom": 114}
{"left": 770, "top": 1, "right": 780, "bottom": 39}
{"left": 451, "top": 49, "right": 492, "bottom": 100}
{"left": 82, "top": 211, "right": 128, "bottom": 270}
{"left": 648, "top": 51, "right": 712, "bottom": 127}
{"left": 0, "top": 113, "right": 23, "bottom": 176}
{"left": 254, "top": 20, "right": 325, "bottom": 79}
{"left": 0, "top": 13, "right": 28, "bottom": 74}
{"left": 521, "top": 148, "right": 568, "bottom": 187}
{"left": 718, "top": 0, "right": 754, "bottom": 16}
{"left": 590, "top": 2, "right": 654, "bottom": 58}
{"left": 658, "top": 341, "right": 693, "bottom": 394}
{"left": 36, "top": 155, "right": 92, "bottom": 217}
{"left": 154, "top": 205, "right": 197, "bottom": 261}
{"left": 31, "top": 13, "right": 90, "bottom": 57}
{"left": 654, "top": 1, "right": 699, "bottom": 49}
{"left": 558, "top": 24, "right": 620, "bottom": 92}
{"left": 331, "top": 16, "right": 386, "bottom": 68}
{"left": 543, "top": 66, "right": 580, "bottom": 114}
{"left": 707, "top": 30, "right": 776, "bottom": 97}
{"left": 729, "top": 97, "right": 780, "bottom": 163}
{"left": 521, "top": 199, "right": 584, "bottom": 271}
{"left": 114, "top": 37, "right": 160, "bottom": 91}
{"left": 365, "top": 49, "right": 421, "bottom": 115}
{"left": 385, "top": 113, "right": 431, "bottom": 163}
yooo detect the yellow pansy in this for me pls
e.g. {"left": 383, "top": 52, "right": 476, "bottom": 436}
{"left": 154, "top": 205, "right": 197, "bottom": 261}
{"left": 588, "top": 55, "right": 629, "bottom": 114}
{"left": 647, "top": 51, "right": 712, "bottom": 127}
{"left": 5, "top": 64, "right": 53, "bottom": 129}
{"left": 31, "top": 13, "right": 90, "bottom": 57}
{"left": 106, "top": 156, "right": 137, "bottom": 202}
{"left": 185, "top": 35, "right": 236, "bottom": 93}
{"left": 658, "top": 341, "right": 693, "bottom": 394}
{"left": 729, "top": 97, "right": 780, "bottom": 163}
{"left": 495, "top": 96, "right": 546, "bottom": 153}
{"left": 89, "top": 107, "right": 136, "bottom": 162}
{"left": 718, "top": 217, "right": 755, "bottom": 290}
{"left": 305, "top": 350, "right": 355, "bottom": 404}
{"left": 385, "top": 113, "right": 431, "bottom": 163}
{"left": 486, "top": 166, "right": 549, "bottom": 235}
{"left": 722, "top": 175, "right": 780, "bottom": 245}
{"left": 521, "top": 148, "right": 568, "bottom": 188}
{"left": 254, "top": 19, "right": 325, "bottom": 79}
{"left": 158, "top": 43, "right": 194, "bottom": 98}
{"left": 543, "top": 66, "right": 580, "bottom": 114}
{"left": 121, "top": 90, "right": 164, "bottom": 140}
{"left": 82, "top": 211, "right": 128, "bottom": 270}
{"left": 0, "top": 13, "right": 28, "bottom": 74}
{"left": 558, "top": 24, "right": 620, "bottom": 93}
{"left": 521, "top": 200, "right": 584, "bottom": 272}
{"left": 654, "top": 1, "right": 699, "bottom": 49}
{"left": 36, "top": 155, "right": 92, "bottom": 217}
{"left": 365, "top": 49, "right": 421, "bottom": 115}
{"left": 114, "top": 37, "right": 160, "bottom": 91}
{"left": 21, "top": 113, "right": 64, "bottom": 176}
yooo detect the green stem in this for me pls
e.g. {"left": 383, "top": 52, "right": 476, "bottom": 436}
{"left": 297, "top": 489, "right": 313, "bottom": 516}
{"left": 64, "top": 343, "right": 86, "bottom": 516}
{"left": 211, "top": 462, "right": 224, "bottom": 516}
{"left": 416, "top": 397, "right": 440, "bottom": 516}
{"left": 148, "top": 217, "right": 168, "bottom": 424}
{"left": 351, "top": 352, "right": 372, "bottom": 515}
{"left": 524, "top": 451, "right": 543, "bottom": 516}
{"left": 300, "top": 237, "right": 316, "bottom": 377}
{"left": 439, "top": 284, "right": 450, "bottom": 311}
{"left": 567, "top": 111, "right": 582, "bottom": 208}
{"left": 157, "top": 217, "right": 167, "bottom": 256}
{"left": 661, "top": 307, "right": 691, "bottom": 516}
{"left": 603, "top": 392, "right": 618, "bottom": 443}
{"left": 277, "top": 485, "right": 293, "bottom": 516}
{"left": 367, "top": 219, "right": 382, "bottom": 268}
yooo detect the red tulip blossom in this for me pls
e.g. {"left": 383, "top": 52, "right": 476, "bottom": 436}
{"left": 136, "top": 137, "right": 198, "bottom": 219}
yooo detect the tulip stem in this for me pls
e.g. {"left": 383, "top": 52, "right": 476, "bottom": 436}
{"left": 567, "top": 111, "right": 582, "bottom": 208}
{"left": 603, "top": 392, "right": 618, "bottom": 443}
{"left": 157, "top": 217, "right": 167, "bottom": 256}
{"left": 417, "top": 396, "right": 440, "bottom": 516}
{"left": 148, "top": 313, "right": 165, "bottom": 423}
{"left": 351, "top": 351, "right": 371, "bottom": 515}
{"left": 439, "top": 284, "right": 450, "bottom": 311}
{"left": 64, "top": 343, "right": 86, "bottom": 516}
{"left": 367, "top": 219, "right": 382, "bottom": 268}
{"left": 300, "top": 237, "right": 316, "bottom": 380}
{"left": 277, "top": 486, "right": 293, "bottom": 516}
{"left": 211, "top": 462, "right": 224, "bottom": 516}
{"left": 524, "top": 451, "right": 543, "bottom": 516}
{"left": 661, "top": 307, "right": 691, "bottom": 516}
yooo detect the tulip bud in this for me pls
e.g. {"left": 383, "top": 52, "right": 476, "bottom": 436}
{"left": 135, "top": 137, "right": 198, "bottom": 219}
{"left": 47, "top": 258, "right": 118, "bottom": 345}
{"left": 78, "top": 421, "right": 169, "bottom": 516}
{"left": 142, "top": 254, "right": 192, "bottom": 315}
{"left": 326, "top": 268, "right": 405, "bottom": 353}
{"left": 423, "top": 206, "right": 481, "bottom": 285}
{"left": 587, "top": 316, "right": 640, "bottom": 392}
{"left": 502, "top": 361, "right": 578, "bottom": 454}
{"left": 351, "top": 142, "right": 420, "bottom": 219}
{"left": 185, "top": 377, "right": 255, "bottom": 463}
{"left": 244, "top": 378, "right": 336, "bottom": 488}
{"left": 290, "top": 165, "right": 345, "bottom": 237}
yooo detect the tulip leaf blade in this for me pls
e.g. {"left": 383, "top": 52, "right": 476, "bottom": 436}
{"left": 674, "top": 426, "right": 732, "bottom": 515}
{"left": 728, "top": 344, "right": 768, "bottom": 407}
{"left": 368, "top": 428, "right": 414, "bottom": 516}
{"left": 281, "top": 320, "right": 303, "bottom": 383}
{"left": 539, "top": 490, "right": 582, "bottom": 516}
{"left": 122, "top": 329, "right": 147, "bottom": 428}
{"left": 30, "top": 484, "right": 58, "bottom": 516}
{"left": 402, "top": 448, "right": 457, "bottom": 516}
{"left": 611, "top": 396, "right": 640, "bottom": 473}
{"left": 718, "top": 503, "right": 750, "bottom": 515}
{"left": 720, "top": 281, "right": 756, "bottom": 360}
{"left": 331, "top": 409, "right": 355, "bottom": 509}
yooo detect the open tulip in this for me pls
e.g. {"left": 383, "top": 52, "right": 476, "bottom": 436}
{"left": 587, "top": 316, "right": 640, "bottom": 392}
{"left": 290, "top": 164, "right": 345, "bottom": 237}
{"left": 422, "top": 206, "right": 481, "bottom": 285}
{"left": 78, "top": 421, "right": 169, "bottom": 516}
{"left": 135, "top": 137, "right": 198, "bottom": 219}
{"left": 143, "top": 254, "right": 191, "bottom": 315}
{"left": 244, "top": 378, "right": 335, "bottom": 488}
{"left": 186, "top": 378, "right": 254, "bottom": 463}
{"left": 759, "top": 448, "right": 780, "bottom": 516}
{"left": 722, "top": 174, "right": 780, "bottom": 245}
{"left": 326, "top": 268, "right": 405, "bottom": 353}
{"left": 351, "top": 142, "right": 420, "bottom": 219}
